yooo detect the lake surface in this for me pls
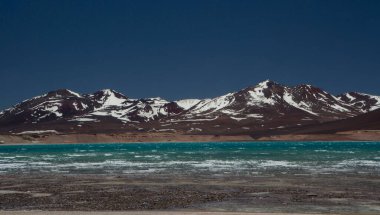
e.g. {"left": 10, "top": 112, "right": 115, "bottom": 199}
{"left": 0, "top": 141, "right": 379, "bottom": 175}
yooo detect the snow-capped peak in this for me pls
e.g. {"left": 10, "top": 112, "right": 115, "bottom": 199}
{"left": 99, "top": 89, "right": 124, "bottom": 96}
{"left": 91, "top": 89, "right": 128, "bottom": 107}
{"left": 256, "top": 79, "right": 277, "bottom": 89}
{"left": 242, "top": 80, "right": 283, "bottom": 107}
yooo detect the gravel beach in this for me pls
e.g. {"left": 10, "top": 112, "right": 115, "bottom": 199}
{"left": 0, "top": 173, "right": 379, "bottom": 214}
{"left": 0, "top": 212, "right": 337, "bottom": 215}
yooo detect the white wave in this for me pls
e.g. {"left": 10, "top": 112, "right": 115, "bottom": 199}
{"left": 134, "top": 155, "right": 161, "bottom": 159}
{"left": 65, "top": 153, "right": 98, "bottom": 157}
{"left": 122, "top": 169, "right": 159, "bottom": 174}
{"left": 28, "top": 161, "right": 52, "bottom": 165}
{"left": 259, "top": 160, "right": 300, "bottom": 168}
{"left": 0, "top": 163, "right": 26, "bottom": 169}
{"left": 314, "top": 150, "right": 328, "bottom": 152}
{"left": 334, "top": 160, "right": 380, "bottom": 168}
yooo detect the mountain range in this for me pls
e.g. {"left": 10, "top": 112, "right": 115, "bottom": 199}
{"left": 1, "top": 80, "right": 380, "bottom": 139}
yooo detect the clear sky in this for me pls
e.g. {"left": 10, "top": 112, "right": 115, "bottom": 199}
{"left": 1, "top": 0, "right": 380, "bottom": 109}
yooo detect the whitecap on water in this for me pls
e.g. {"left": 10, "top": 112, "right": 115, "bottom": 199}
{"left": 65, "top": 153, "right": 98, "bottom": 157}
{"left": 334, "top": 160, "right": 380, "bottom": 168}
{"left": 259, "top": 160, "right": 300, "bottom": 168}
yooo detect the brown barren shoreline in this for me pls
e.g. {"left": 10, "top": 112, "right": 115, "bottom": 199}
{"left": 0, "top": 212, "right": 338, "bottom": 215}
{"left": 1, "top": 130, "right": 380, "bottom": 144}
{"left": 1, "top": 173, "right": 378, "bottom": 214}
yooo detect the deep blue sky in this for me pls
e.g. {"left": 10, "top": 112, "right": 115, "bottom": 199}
{"left": 1, "top": 0, "right": 380, "bottom": 109}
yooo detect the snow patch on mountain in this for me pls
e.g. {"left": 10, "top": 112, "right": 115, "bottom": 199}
{"left": 89, "top": 97, "right": 172, "bottom": 122}
{"left": 70, "top": 118, "right": 98, "bottom": 122}
{"left": 283, "top": 92, "right": 318, "bottom": 115}
{"left": 220, "top": 109, "right": 240, "bottom": 115}
{"left": 67, "top": 90, "right": 82, "bottom": 98}
{"left": 136, "top": 98, "right": 170, "bottom": 120}
{"left": 337, "top": 92, "right": 380, "bottom": 112}
{"left": 97, "top": 89, "right": 127, "bottom": 107}
{"left": 21, "top": 94, "right": 48, "bottom": 103}
{"left": 175, "top": 99, "right": 201, "bottom": 110}
{"left": 330, "top": 103, "right": 349, "bottom": 112}
{"left": 247, "top": 114, "right": 263, "bottom": 118}
{"left": 231, "top": 116, "right": 247, "bottom": 121}
{"left": 169, "top": 117, "right": 218, "bottom": 122}
{"left": 44, "top": 106, "right": 63, "bottom": 117}
{"left": 354, "top": 93, "right": 380, "bottom": 111}
{"left": 190, "top": 93, "right": 235, "bottom": 114}
{"left": 344, "top": 93, "right": 356, "bottom": 102}
{"left": 247, "top": 90, "right": 277, "bottom": 106}
{"left": 246, "top": 80, "right": 278, "bottom": 106}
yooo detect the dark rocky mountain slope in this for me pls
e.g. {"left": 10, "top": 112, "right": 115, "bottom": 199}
{"left": 0, "top": 80, "right": 379, "bottom": 135}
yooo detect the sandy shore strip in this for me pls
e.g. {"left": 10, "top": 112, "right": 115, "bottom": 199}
{"left": 0, "top": 212, "right": 336, "bottom": 215}
{"left": 2, "top": 130, "right": 380, "bottom": 145}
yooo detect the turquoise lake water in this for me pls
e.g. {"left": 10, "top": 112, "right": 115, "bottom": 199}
{"left": 0, "top": 142, "right": 379, "bottom": 175}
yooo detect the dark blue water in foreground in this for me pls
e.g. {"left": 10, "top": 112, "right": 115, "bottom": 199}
{"left": 0, "top": 142, "right": 379, "bottom": 174}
